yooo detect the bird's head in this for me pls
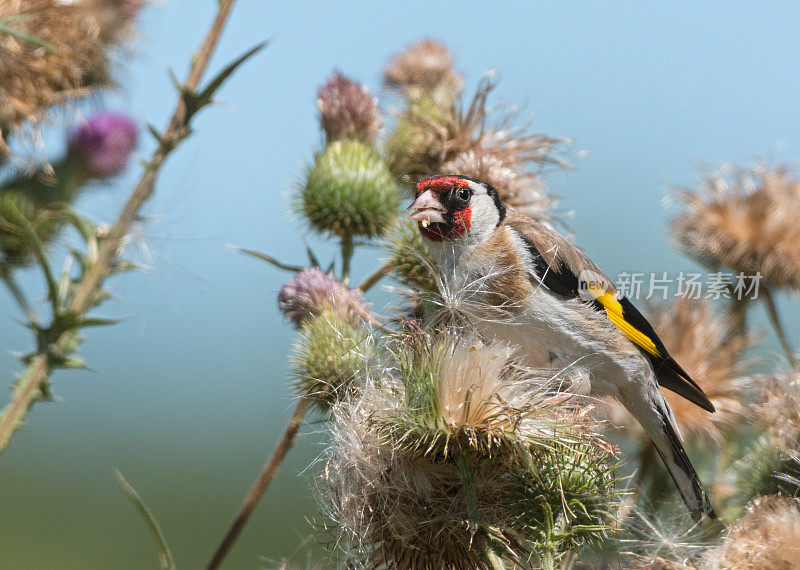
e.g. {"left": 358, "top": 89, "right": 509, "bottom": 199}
{"left": 408, "top": 175, "right": 506, "bottom": 242}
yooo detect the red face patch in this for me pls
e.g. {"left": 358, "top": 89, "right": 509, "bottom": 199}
{"left": 416, "top": 175, "right": 471, "bottom": 194}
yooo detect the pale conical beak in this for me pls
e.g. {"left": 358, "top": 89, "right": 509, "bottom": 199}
{"left": 408, "top": 190, "right": 446, "bottom": 226}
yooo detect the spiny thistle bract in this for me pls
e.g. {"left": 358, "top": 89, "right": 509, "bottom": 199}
{"left": 671, "top": 164, "right": 800, "bottom": 291}
{"left": 278, "top": 267, "right": 371, "bottom": 329}
{"left": 598, "top": 297, "right": 753, "bottom": 444}
{"left": 703, "top": 495, "right": 800, "bottom": 569}
{"left": 317, "top": 72, "right": 381, "bottom": 144}
{"left": 299, "top": 140, "right": 401, "bottom": 240}
{"left": 290, "top": 311, "right": 373, "bottom": 411}
{"left": 385, "top": 219, "right": 438, "bottom": 293}
{"left": 730, "top": 367, "right": 800, "bottom": 508}
{"left": 384, "top": 94, "right": 452, "bottom": 183}
{"left": 0, "top": 0, "right": 142, "bottom": 149}
{"left": 384, "top": 74, "right": 567, "bottom": 221}
{"left": 323, "top": 334, "right": 618, "bottom": 569}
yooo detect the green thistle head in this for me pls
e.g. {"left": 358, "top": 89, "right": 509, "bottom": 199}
{"left": 290, "top": 311, "right": 372, "bottom": 411}
{"left": 324, "top": 335, "right": 618, "bottom": 568}
{"left": 384, "top": 95, "right": 451, "bottom": 181}
{"left": 299, "top": 140, "right": 401, "bottom": 240}
{"left": 0, "top": 189, "right": 63, "bottom": 263}
{"left": 386, "top": 219, "right": 437, "bottom": 293}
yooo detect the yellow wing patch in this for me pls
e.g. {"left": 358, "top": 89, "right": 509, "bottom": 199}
{"left": 587, "top": 286, "right": 661, "bottom": 357}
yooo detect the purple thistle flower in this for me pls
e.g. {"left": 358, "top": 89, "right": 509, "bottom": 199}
{"left": 278, "top": 267, "right": 370, "bottom": 327}
{"left": 317, "top": 72, "right": 381, "bottom": 143}
{"left": 67, "top": 112, "right": 138, "bottom": 179}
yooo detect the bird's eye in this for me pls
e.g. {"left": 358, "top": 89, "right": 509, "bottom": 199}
{"left": 457, "top": 187, "right": 471, "bottom": 202}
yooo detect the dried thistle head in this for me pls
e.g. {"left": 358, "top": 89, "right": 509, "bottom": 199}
{"left": 731, "top": 367, "right": 800, "bottom": 505}
{"left": 278, "top": 267, "right": 371, "bottom": 329}
{"left": 385, "top": 77, "right": 567, "bottom": 221}
{"left": 753, "top": 366, "right": 800, "bottom": 444}
{"left": 323, "top": 334, "right": 618, "bottom": 568}
{"left": 316, "top": 72, "right": 381, "bottom": 144}
{"left": 616, "top": 505, "right": 713, "bottom": 569}
{"left": 672, "top": 164, "right": 800, "bottom": 291}
{"left": 383, "top": 38, "right": 463, "bottom": 104}
{"left": 598, "top": 297, "right": 753, "bottom": 444}
{"left": 0, "top": 0, "right": 142, "bottom": 150}
{"left": 441, "top": 148, "right": 557, "bottom": 220}
{"left": 703, "top": 495, "right": 800, "bottom": 569}
{"left": 290, "top": 310, "right": 373, "bottom": 411}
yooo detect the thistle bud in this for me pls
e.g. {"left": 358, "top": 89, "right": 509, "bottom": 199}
{"left": 299, "top": 140, "right": 400, "bottom": 239}
{"left": 317, "top": 72, "right": 381, "bottom": 144}
{"left": 386, "top": 219, "right": 437, "bottom": 293}
{"left": 290, "top": 311, "right": 372, "bottom": 410}
{"left": 67, "top": 112, "right": 138, "bottom": 179}
{"left": 278, "top": 267, "right": 371, "bottom": 328}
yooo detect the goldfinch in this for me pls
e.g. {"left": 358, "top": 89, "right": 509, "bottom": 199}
{"left": 409, "top": 174, "right": 717, "bottom": 522}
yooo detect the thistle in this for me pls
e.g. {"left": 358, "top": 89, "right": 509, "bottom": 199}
{"left": 442, "top": 148, "right": 557, "bottom": 221}
{"left": 0, "top": 111, "right": 138, "bottom": 263}
{"left": 289, "top": 311, "right": 373, "bottom": 411}
{"left": 0, "top": 0, "right": 142, "bottom": 150}
{"left": 299, "top": 140, "right": 401, "bottom": 241}
{"left": 730, "top": 367, "right": 800, "bottom": 508}
{"left": 385, "top": 77, "right": 567, "bottom": 222}
{"left": 384, "top": 38, "right": 463, "bottom": 105}
{"left": 317, "top": 72, "right": 381, "bottom": 144}
{"left": 385, "top": 219, "right": 438, "bottom": 293}
{"left": 67, "top": 111, "right": 139, "bottom": 178}
{"left": 672, "top": 164, "right": 800, "bottom": 292}
{"left": 278, "top": 267, "right": 372, "bottom": 328}
{"left": 703, "top": 496, "right": 800, "bottom": 569}
{"left": 323, "top": 334, "right": 618, "bottom": 569}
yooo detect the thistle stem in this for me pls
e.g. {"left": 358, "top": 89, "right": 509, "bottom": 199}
{"left": 357, "top": 261, "right": 392, "bottom": 292}
{"left": 340, "top": 234, "right": 354, "bottom": 285}
{"left": 455, "top": 454, "right": 506, "bottom": 570}
{"left": 761, "top": 285, "right": 798, "bottom": 368}
{"left": 0, "top": 0, "right": 241, "bottom": 454}
{"left": 206, "top": 396, "right": 309, "bottom": 570}
{"left": 726, "top": 286, "right": 750, "bottom": 339}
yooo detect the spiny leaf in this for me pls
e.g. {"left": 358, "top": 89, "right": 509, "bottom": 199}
{"left": 230, "top": 245, "right": 302, "bottom": 272}
{"left": 187, "top": 41, "right": 268, "bottom": 117}
{"left": 147, "top": 123, "right": 163, "bottom": 143}
{"left": 304, "top": 242, "right": 321, "bottom": 267}
{"left": 116, "top": 470, "right": 177, "bottom": 570}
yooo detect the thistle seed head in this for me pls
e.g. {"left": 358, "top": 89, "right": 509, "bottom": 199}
{"left": 672, "top": 164, "right": 800, "bottom": 291}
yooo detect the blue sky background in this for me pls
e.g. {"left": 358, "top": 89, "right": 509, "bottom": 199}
{"left": 1, "top": 1, "right": 799, "bottom": 567}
